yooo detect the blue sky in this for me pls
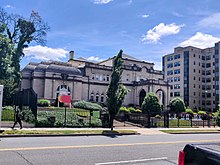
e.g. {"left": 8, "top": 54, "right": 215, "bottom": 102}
{"left": 1, "top": 0, "right": 220, "bottom": 70}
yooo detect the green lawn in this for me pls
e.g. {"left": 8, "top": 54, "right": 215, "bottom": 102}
{"left": 0, "top": 129, "right": 137, "bottom": 135}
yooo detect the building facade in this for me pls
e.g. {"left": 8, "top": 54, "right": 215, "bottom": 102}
{"left": 163, "top": 42, "right": 220, "bottom": 112}
{"left": 21, "top": 51, "right": 170, "bottom": 108}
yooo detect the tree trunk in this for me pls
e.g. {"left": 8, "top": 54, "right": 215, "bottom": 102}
{"left": 109, "top": 114, "right": 115, "bottom": 131}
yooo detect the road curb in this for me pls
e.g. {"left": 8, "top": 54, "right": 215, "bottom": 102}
{"left": 0, "top": 133, "right": 140, "bottom": 138}
{"left": 164, "top": 132, "right": 220, "bottom": 134}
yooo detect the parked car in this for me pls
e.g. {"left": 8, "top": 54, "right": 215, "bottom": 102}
{"left": 178, "top": 143, "right": 220, "bottom": 165}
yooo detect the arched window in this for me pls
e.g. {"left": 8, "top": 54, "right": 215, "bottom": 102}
{"left": 100, "top": 93, "right": 105, "bottom": 103}
{"left": 56, "top": 85, "right": 71, "bottom": 98}
{"left": 90, "top": 91, "right": 94, "bottom": 101}
{"left": 96, "top": 92, "right": 99, "bottom": 102}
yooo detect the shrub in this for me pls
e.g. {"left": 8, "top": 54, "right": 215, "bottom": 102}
{"left": 73, "top": 101, "right": 102, "bottom": 111}
{"left": 38, "top": 99, "right": 50, "bottom": 107}
{"left": 128, "top": 107, "right": 136, "bottom": 113}
{"left": 135, "top": 109, "right": 142, "bottom": 113}
{"left": 21, "top": 108, "right": 36, "bottom": 123}
{"left": 3, "top": 106, "right": 14, "bottom": 111}
{"left": 198, "top": 111, "right": 207, "bottom": 115}
{"left": 186, "top": 108, "right": 194, "bottom": 115}
{"left": 2, "top": 109, "right": 14, "bottom": 121}
{"left": 155, "top": 115, "right": 162, "bottom": 119}
{"left": 35, "top": 119, "right": 53, "bottom": 127}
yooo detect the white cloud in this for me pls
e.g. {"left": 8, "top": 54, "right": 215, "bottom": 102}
{"left": 4, "top": 5, "right": 15, "bottom": 9}
{"left": 179, "top": 32, "right": 220, "bottom": 49}
{"left": 172, "top": 12, "right": 183, "bottom": 17}
{"left": 198, "top": 13, "right": 220, "bottom": 28}
{"left": 86, "top": 56, "right": 103, "bottom": 62}
{"left": 142, "top": 23, "right": 184, "bottom": 43}
{"left": 92, "top": 0, "right": 113, "bottom": 4}
{"left": 141, "top": 14, "right": 149, "bottom": 18}
{"left": 24, "top": 45, "right": 68, "bottom": 61}
{"left": 128, "top": 0, "right": 133, "bottom": 5}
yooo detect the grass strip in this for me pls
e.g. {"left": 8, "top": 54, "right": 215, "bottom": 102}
{"left": 0, "top": 130, "right": 137, "bottom": 135}
{"left": 161, "top": 130, "right": 220, "bottom": 134}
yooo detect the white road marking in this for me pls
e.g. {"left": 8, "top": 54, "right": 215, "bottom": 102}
{"left": 95, "top": 157, "right": 168, "bottom": 165}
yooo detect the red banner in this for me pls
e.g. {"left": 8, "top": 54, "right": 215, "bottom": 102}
{"left": 58, "top": 95, "right": 71, "bottom": 103}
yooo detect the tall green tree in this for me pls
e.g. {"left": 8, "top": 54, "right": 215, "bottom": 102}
{"left": 0, "top": 8, "right": 50, "bottom": 86}
{"left": 106, "top": 50, "right": 129, "bottom": 131}
{"left": 0, "top": 8, "right": 49, "bottom": 105}
{"left": 0, "top": 33, "right": 16, "bottom": 105}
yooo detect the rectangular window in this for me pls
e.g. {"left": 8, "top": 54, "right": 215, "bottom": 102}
{"left": 167, "top": 55, "right": 173, "bottom": 61}
{"left": 174, "top": 77, "right": 180, "bottom": 82}
{"left": 174, "top": 54, "right": 181, "bottom": 59}
{"left": 174, "top": 69, "right": 180, "bottom": 74}
{"left": 174, "top": 84, "right": 180, "bottom": 89}
{"left": 174, "top": 61, "right": 180, "bottom": 67}
{"left": 167, "top": 70, "right": 173, "bottom": 75}
{"left": 167, "top": 63, "right": 173, "bottom": 68}
{"left": 174, "top": 92, "right": 180, "bottom": 96}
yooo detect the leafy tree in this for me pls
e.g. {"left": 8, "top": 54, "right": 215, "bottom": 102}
{"left": 141, "top": 92, "right": 161, "bottom": 115}
{"left": 0, "top": 8, "right": 50, "bottom": 86}
{"left": 0, "top": 34, "right": 16, "bottom": 105}
{"left": 170, "top": 97, "right": 186, "bottom": 116}
{"left": 106, "top": 50, "right": 129, "bottom": 131}
{"left": 141, "top": 92, "right": 161, "bottom": 127}
{"left": 0, "top": 8, "right": 49, "bottom": 105}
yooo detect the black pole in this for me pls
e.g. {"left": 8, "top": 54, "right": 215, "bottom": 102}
{"left": 64, "top": 107, "right": 67, "bottom": 127}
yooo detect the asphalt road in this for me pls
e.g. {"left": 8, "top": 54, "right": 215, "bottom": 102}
{"left": 0, "top": 133, "right": 220, "bottom": 165}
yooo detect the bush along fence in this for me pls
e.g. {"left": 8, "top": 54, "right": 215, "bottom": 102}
{"left": 116, "top": 111, "right": 217, "bottom": 128}
{"left": 36, "top": 108, "right": 103, "bottom": 127}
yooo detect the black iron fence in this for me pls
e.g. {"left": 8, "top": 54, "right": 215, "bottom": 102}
{"left": 116, "top": 113, "right": 217, "bottom": 128}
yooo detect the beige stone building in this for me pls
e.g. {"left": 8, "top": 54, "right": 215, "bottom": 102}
{"left": 21, "top": 51, "right": 170, "bottom": 108}
{"left": 163, "top": 42, "right": 220, "bottom": 112}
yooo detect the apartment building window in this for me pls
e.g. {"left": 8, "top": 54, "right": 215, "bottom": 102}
{"left": 199, "top": 70, "right": 200, "bottom": 73}
{"left": 206, "top": 55, "right": 211, "bottom": 60}
{"left": 206, "top": 63, "right": 211, "bottom": 68}
{"left": 174, "top": 84, "right": 180, "bottom": 89}
{"left": 202, "top": 63, "right": 205, "bottom": 68}
{"left": 202, "top": 56, "right": 205, "bottom": 60}
{"left": 199, "top": 77, "right": 200, "bottom": 81}
{"left": 199, "top": 85, "right": 200, "bottom": 88}
{"left": 167, "top": 77, "right": 173, "bottom": 82}
{"left": 199, "top": 62, "right": 200, "bottom": 66}
{"left": 194, "top": 92, "right": 196, "bottom": 96}
{"left": 194, "top": 77, "right": 196, "bottom": 80}
{"left": 174, "top": 92, "right": 180, "bottom": 96}
{"left": 193, "top": 61, "right": 196, "bottom": 65}
{"left": 194, "top": 100, "right": 196, "bottom": 103}
{"left": 174, "top": 61, "right": 180, "bottom": 67}
{"left": 206, "top": 78, "right": 211, "bottom": 82}
{"left": 167, "top": 55, "right": 173, "bottom": 61}
{"left": 167, "top": 63, "right": 173, "bottom": 68}
{"left": 206, "top": 70, "right": 211, "bottom": 75}
{"left": 194, "top": 84, "right": 196, "bottom": 88}
{"left": 174, "top": 54, "right": 181, "bottom": 59}
{"left": 174, "top": 69, "right": 180, "bottom": 74}
{"left": 170, "top": 92, "right": 173, "bottom": 97}
{"left": 167, "top": 70, "right": 173, "bottom": 75}
{"left": 193, "top": 54, "right": 196, "bottom": 57}
{"left": 202, "top": 70, "right": 205, "bottom": 75}
{"left": 174, "top": 77, "right": 180, "bottom": 82}
{"left": 170, "top": 85, "right": 173, "bottom": 89}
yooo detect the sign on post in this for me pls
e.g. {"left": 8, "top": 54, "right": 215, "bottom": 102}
{"left": 0, "top": 85, "right": 3, "bottom": 130}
